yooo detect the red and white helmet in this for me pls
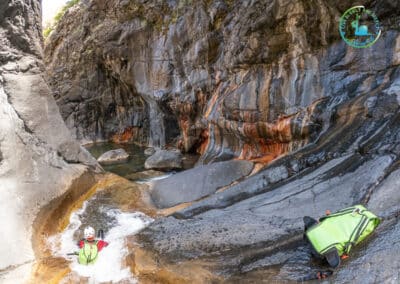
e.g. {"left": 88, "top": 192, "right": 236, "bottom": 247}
{"left": 84, "top": 226, "right": 95, "bottom": 239}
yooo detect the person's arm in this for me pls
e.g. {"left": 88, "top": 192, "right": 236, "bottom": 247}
{"left": 97, "top": 240, "right": 109, "bottom": 251}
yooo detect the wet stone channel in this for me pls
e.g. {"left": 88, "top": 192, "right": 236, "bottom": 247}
{"left": 40, "top": 143, "right": 163, "bottom": 283}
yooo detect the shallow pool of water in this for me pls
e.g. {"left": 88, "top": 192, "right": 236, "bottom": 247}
{"left": 85, "top": 143, "right": 148, "bottom": 178}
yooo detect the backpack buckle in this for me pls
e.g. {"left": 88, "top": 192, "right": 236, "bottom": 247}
{"left": 351, "top": 208, "right": 361, "bottom": 216}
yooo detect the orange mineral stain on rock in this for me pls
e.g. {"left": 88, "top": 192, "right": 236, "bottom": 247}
{"left": 179, "top": 118, "right": 191, "bottom": 151}
{"left": 238, "top": 140, "right": 289, "bottom": 162}
{"left": 197, "top": 128, "right": 210, "bottom": 155}
{"left": 30, "top": 170, "right": 97, "bottom": 284}
{"left": 204, "top": 97, "right": 330, "bottom": 164}
{"left": 126, "top": 243, "right": 222, "bottom": 284}
{"left": 31, "top": 173, "right": 158, "bottom": 284}
{"left": 30, "top": 257, "right": 70, "bottom": 284}
{"left": 111, "top": 126, "right": 139, "bottom": 143}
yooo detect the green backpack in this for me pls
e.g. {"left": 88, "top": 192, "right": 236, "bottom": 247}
{"left": 304, "top": 205, "right": 380, "bottom": 268}
{"left": 78, "top": 240, "right": 99, "bottom": 265}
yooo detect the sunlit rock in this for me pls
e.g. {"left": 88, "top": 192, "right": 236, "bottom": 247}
{"left": 144, "top": 149, "right": 183, "bottom": 170}
{"left": 97, "top": 148, "right": 130, "bottom": 165}
{"left": 150, "top": 160, "right": 254, "bottom": 208}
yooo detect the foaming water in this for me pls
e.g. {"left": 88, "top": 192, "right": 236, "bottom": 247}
{"left": 135, "top": 172, "right": 173, "bottom": 184}
{"left": 48, "top": 198, "right": 153, "bottom": 283}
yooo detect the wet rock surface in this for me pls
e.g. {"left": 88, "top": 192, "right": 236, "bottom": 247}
{"left": 97, "top": 148, "right": 129, "bottom": 165}
{"left": 332, "top": 219, "right": 400, "bottom": 284}
{"left": 144, "top": 147, "right": 156, "bottom": 156}
{"left": 0, "top": 0, "right": 99, "bottom": 282}
{"left": 45, "top": 0, "right": 398, "bottom": 164}
{"left": 142, "top": 154, "right": 393, "bottom": 257}
{"left": 139, "top": 89, "right": 400, "bottom": 282}
{"left": 150, "top": 160, "right": 254, "bottom": 208}
{"left": 125, "top": 170, "right": 165, "bottom": 182}
{"left": 35, "top": 0, "right": 400, "bottom": 282}
{"left": 144, "top": 149, "right": 183, "bottom": 170}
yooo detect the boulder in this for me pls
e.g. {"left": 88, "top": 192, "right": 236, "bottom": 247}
{"left": 97, "top": 149, "right": 129, "bottom": 165}
{"left": 144, "top": 147, "right": 156, "bottom": 156}
{"left": 150, "top": 160, "right": 254, "bottom": 208}
{"left": 144, "top": 149, "right": 183, "bottom": 170}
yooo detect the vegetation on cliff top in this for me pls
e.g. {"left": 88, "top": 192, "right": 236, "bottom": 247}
{"left": 43, "top": 0, "right": 80, "bottom": 39}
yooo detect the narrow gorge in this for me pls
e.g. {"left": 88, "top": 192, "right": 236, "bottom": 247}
{"left": 1, "top": 0, "right": 400, "bottom": 283}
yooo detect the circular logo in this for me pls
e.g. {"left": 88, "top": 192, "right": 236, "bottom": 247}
{"left": 339, "top": 6, "right": 381, "bottom": 48}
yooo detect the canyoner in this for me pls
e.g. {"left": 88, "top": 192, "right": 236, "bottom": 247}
{"left": 71, "top": 226, "right": 109, "bottom": 265}
{"left": 303, "top": 205, "right": 380, "bottom": 279}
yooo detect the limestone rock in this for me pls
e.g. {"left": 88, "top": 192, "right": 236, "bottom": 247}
{"left": 150, "top": 160, "right": 254, "bottom": 208}
{"left": 58, "top": 141, "right": 100, "bottom": 169}
{"left": 144, "top": 147, "right": 156, "bottom": 156}
{"left": 0, "top": 1, "right": 99, "bottom": 282}
{"left": 97, "top": 148, "right": 129, "bottom": 165}
{"left": 144, "top": 149, "right": 183, "bottom": 170}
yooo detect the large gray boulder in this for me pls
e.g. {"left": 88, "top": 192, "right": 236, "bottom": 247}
{"left": 150, "top": 160, "right": 254, "bottom": 208}
{"left": 97, "top": 148, "right": 129, "bottom": 165}
{"left": 144, "top": 149, "right": 183, "bottom": 170}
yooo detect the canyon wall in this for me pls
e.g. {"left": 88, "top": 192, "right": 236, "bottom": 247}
{"left": 46, "top": 0, "right": 399, "bottom": 163}
{"left": 44, "top": 0, "right": 400, "bottom": 282}
{"left": 0, "top": 0, "right": 99, "bottom": 282}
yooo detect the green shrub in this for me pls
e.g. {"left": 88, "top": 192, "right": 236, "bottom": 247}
{"left": 43, "top": 0, "right": 81, "bottom": 39}
{"left": 43, "top": 26, "right": 53, "bottom": 38}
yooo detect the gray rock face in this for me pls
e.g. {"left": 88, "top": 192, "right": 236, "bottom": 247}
{"left": 331, "top": 220, "right": 400, "bottom": 284}
{"left": 144, "top": 147, "right": 156, "bottom": 156}
{"left": 144, "top": 149, "right": 183, "bottom": 170}
{"left": 58, "top": 141, "right": 99, "bottom": 168}
{"left": 326, "top": 170, "right": 400, "bottom": 283}
{"left": 150, "top": 160, "right": 254, "bottom": 208}
{"left": 143, "top": 155, "right": 393, "bottom": 257}
{"left": 0, "top": 0, "right": 99, "bottom": 281}
{"left": 42, "top": 0, "right": 400, "bottom": 282}
{"left": 138, "top": 86, "right": 400, "bottom": 282}
{"left": 45, "top": 0, "right": 399, "bottom": 164}
{"left": 97, "top": 148, "right": 129, "bottom": 165}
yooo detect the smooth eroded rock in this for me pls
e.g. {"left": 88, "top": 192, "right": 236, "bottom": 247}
{"left": 144, "top": 147, "right": 156, "bottom": 156}
{"left": 125, "top": 170, "right": 166, "bottom": 181}
{"left": 0, "top": 0, "right": 99, "bottom": 280}
{"left": 144, "top": 149, "right": 183, "bottom": 170}
{"left": 97, "top": 148, "right": 130, "bottom": 165}
{"left": 150, "top": 160, "right": 254, "bottom": 208}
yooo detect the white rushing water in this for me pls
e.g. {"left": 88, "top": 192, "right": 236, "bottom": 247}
{"left": 48, "top": 200, "right": 153, "bottom": 283}
{"left": 135, "top": 173, "right": 173, "bottom": 184}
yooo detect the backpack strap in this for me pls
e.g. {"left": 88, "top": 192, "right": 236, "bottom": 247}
{"left": 318, "top": 206, "right": 357, "bottom": 222}
{"left": 344, "top": 213, "right": 369, "bottom": 254}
